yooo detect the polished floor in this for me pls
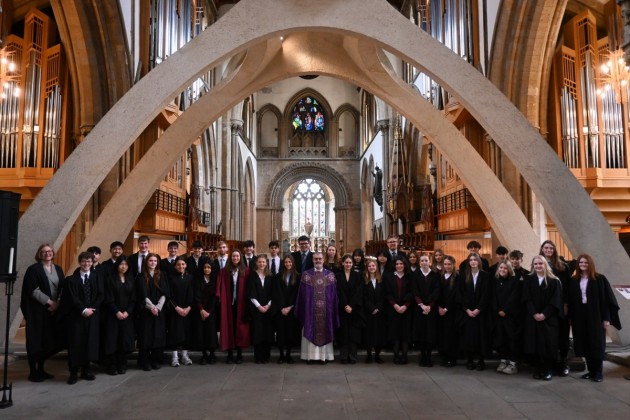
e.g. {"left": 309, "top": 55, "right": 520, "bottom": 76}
{"left": 1, "top": 351, "right": 629, "bottom": 419}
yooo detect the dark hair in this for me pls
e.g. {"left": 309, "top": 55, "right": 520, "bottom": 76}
{"left": 243, "top": 240, "right": 255, "bottom": 248}
{"left": 138, "top": 235, "right": 150, "bottom": 243}
{"left": 35, "top": 244, "right": 54, "bottom": 262}
{"left": 192, "top": 240, "right": 204, "bottom": 249}
{"left": 495, "top": 246, "right": 508, "bottom": 255}
{"left": 466, "top": 240, "right": 481, "bottom": 249}
{"left": 464, "top": 252, "right": 481, "bottom": 284}
{"left": 281, "top": 255, "right": 299, "bottom": 286}
{"left": 87, "top": 246, "right": 101, "bottom": 254}
{"left": 363, "top": 258, "right": 382, "bottom": 284}
{"left": 78, "top": 251, "right": 94, "bottom": 263}
{"left": 392, "top": 255, "right": 409, "bottom": 274}
{"left": 226, "top": 249, "right": 246, "bottom": 275}
{"left": 509, "top": 250, "right": 523, "bottom": 259}
{"left": 167, "top": 241, "right": 179, "bottom": 248}
{"left": 114, "top": 255, "right": 131, "bottom": 277}
{"left": 110, "top": 241, "right": 124, "bottom": 250}
{"left": 268, "top": 240, "right": 279, "bottom": 248}
{"left": 298, "top": 235, "right": 310, "bottom": 243}
{"left": 539, "top": 240, "right": 566, "bottom": 272}
{"left": 142, "top": 253, "right": 162, "bottom": 288}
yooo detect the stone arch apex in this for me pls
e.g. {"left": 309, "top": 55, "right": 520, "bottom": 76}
{"left": 266, "top": 162, "right": 353, "bottom": 208}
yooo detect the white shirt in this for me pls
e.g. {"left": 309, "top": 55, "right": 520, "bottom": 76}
{"left": 537, "top": 275, "right": 545, "bottom": 286}
{"left": 580, "top": 275, "right": 589, "bottom": 303}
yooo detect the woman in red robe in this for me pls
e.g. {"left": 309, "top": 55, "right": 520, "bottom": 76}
{"left": 216, "top": 249, "right": 251, "bottom": 363}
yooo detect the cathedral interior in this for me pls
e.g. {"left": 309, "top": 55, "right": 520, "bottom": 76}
{"left": 2, "top": 0, "right": 630, "bottom": 344}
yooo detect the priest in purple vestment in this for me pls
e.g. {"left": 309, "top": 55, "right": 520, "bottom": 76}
{"left": 294, "top": 252, "right": 339, "bottom": 363}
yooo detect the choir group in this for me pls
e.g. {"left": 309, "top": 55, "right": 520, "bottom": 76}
{"left": 19, "top": 234, "right": 621, "bottom": 386}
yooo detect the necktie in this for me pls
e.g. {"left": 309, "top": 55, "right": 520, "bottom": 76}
{"left": 301, "top": 253, "right": 307, "bottom": 272}
{"left": 140, "top": 254, "right": 145, "bottom": 273}
{"left": 271, "top": 258, "right": 277, "bottom": 275}
{"left": 83, "top": 274, "right": 91, "bottom": 306}
{"left": 392, "top": 251, "right": 397, "bottom": 258}
{"left": 220, "top": 258, "right": 225, "bottom": 269}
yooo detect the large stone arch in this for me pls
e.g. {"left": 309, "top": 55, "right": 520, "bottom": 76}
{"left": 10, "top": 0, "right": 629, "bottom": 345}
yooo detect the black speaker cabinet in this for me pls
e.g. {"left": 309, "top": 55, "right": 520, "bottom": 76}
{"left": 0, "top": 190, "right": 20, "bottom": 282}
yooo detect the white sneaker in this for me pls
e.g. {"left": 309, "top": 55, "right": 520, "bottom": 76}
{"left": 181, "top": 354, "right": 193, "bottom": 366}
{"left": 496, "top": 360, "right": 507, "bottom": 372}
{"left": 503, "top": 363, "right": 518, "bottom": 375}
{"left": 171, "top": 357, "right": 180, "bottom": 367}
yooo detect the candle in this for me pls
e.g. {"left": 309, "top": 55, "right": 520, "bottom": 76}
{"left": 8, "top": 247, "right": 14, "bottom": 274}
{"left": 275, "top": 229, "right": 279, "bottom": 240}
{"left": 340, "top": 228, "right": 343, "bottom": 241}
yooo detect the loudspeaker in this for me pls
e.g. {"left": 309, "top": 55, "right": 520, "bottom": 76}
{"left": 0, "top": 190, "right": 20, "bottom": 282}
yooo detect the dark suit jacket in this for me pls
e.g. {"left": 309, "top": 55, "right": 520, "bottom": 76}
{"left": 290, "top": 251, "right": 314, "bottom": 274}
{"left": 185, "top": 255, "right": 210, "bottom": 280}
{"left": 128, "top": 252, "right": 149, "bottom": 278}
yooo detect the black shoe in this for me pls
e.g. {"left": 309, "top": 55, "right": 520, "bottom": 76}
{"left": 226, "top": 354, "right": 234, "bottom": 364}
{"left": 581, "top": 372, "right": 593, "bottom": 380}
{"left": 425, "top": 360, "right": 434, "bottom": 367}
{"left": 81, "top": 371, "right": 96, "bottom": 381}
{"left": 208, "top": 354, "right": 217, "bottom": 365}
{"left": 374, "top": 355, "right": 384, "bottom": 364}
{"left": 28, "top": 372, "right": 45, "bottom": 383}
{"left": 200, "top": 357, "right": 207, "bottom": 365}
{"left": 443, "top": 360, "right": 456, "bottom": 368}
{"left": 106, "top": 368, "right": 118, "bottom": 376}
{"left": 533, "top": 372, "right": 542, "bottom": 380}
{"left": 365, "top": 354, "right": 373, "bottom": 364}
{"left": 593, "top": 374, "right": 603, "bottom": 382}
{"left": 542, "top": 372, "right": 552, "bottom": 381}
{"left": 141, "top": 363, "right": 151, "bottom": 371}
{"left": 236, "top": 354, "right": 243, "bottom": 364}
{"left": 348, "top": 359, "right": 357, "bottom": 365}
{"left": 393, "top": 355, "right": 400, "bottom": 365}
{"left": 67, "top": 373, "right": 78, "bottom": 385}
{"left": 317, "top": 360, "right": 326, "bottom": 365}
{"left": 150, "top": 362, "right": 160, "bottom": 370}
{"left": 400, "top": 356, "right": 408, "bottom": 365}
{"left": 476, "top": 361, "right": 486, "bottom": 371}
{"left": 466, "top": 362, "right": 476, "bottom": 370}
{"left": 277, "top": 356, "right": 285, "bottom": 364}
{"left": 117, "top": 368, "right": 126, "bottom": 375}
{"left": 286, "top": 356, "right": 295, "bottom": 364}
{"left": 559, "top": 364, "right": 570, "bottom": 377}
{"left": 341, "top": 359, "right": 347, "bottom": 364}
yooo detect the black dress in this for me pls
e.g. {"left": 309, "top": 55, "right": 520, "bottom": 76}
{"left": 167, "top": 273, "right": 194, "bottom": 349}
{"left": 103, "top": 272, "right": 136, "bottom": 355}
{"left": 411, "top": 269, "right": 441, "bottom": 347}
{"left": 363, "top": 278, "right": 386, "bottom": 350}
{"left": 491, "top": 275, "right": 521, "bottom": 361}
{"left": 248, "top": 272, "right": 275, "bottom": 346}
{"left": 273, "top": 273, "right": 301, "bottom": 349}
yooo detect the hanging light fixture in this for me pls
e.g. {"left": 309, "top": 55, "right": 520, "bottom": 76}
{"left": 0, "top": 1, "right": 20, "bottom": 99}
{"left": 597, "top": 48, "right": 630, "bottom": 104}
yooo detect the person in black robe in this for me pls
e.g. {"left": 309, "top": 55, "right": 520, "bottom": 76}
{"left": 195, "top": 261, "right": 219, "bottom": 364}
{"left": 567, "top": 254, "right": 621, "bottom": 382}
{"left": 100, "top": 241, "right": 125, "bottom": 279}
{"left": 376, "top": 249, "right": 390, "bottom": 278}
{"left": 65, "top": 251, "right": 104, "bottom": 384}
{"left": 186, "top": 240, "right": 210, "bottom": 281}
{"left": 20, "top": 244, "right": 65, "bottom": 382}
{"left": 431, "top": 248, "right": 445, "bottom": 276}
{"left": 491, "top": 261, "right": 521, "bottom": 375}
{"left": 351, "top": 248, "right": 365, "bottom": 274}
{"left": 128, "top": 235, "right": 151, "bottom": 278}
{"left": 383, "top": 255, "right": 413, "bottom": 364}
{"left": 509, "top": 250, "right": 530, "bottom": 281}
{"left": 412, "top": 254, "right": 441, "bottom": 367}
{"left": 336, "top": 255, "right": 365, "bottom": 364}
{"left": 522, "top": 256, "right": 563, "bottom": 380}
{"left": 458, "top": 241, "right": 490, "bottom": 276}
{"left": 160, "top": 241, "right": 181, "bottom": 279}
{"left": 437, "top": 256, "right": 459, "bottom": 367}
{"left": 540, "top": 240, "right": 571, "bottom": 376}
{"left": 291, "top": 235, "right": 314, "bottom": 275}
{"left": 102, "top": 256, "right": 136, "bottom": 375}
{"left": 136, "top": 253, "right": 168, "bottom": 371}
{"left": 324, "top": 244, "right": 342, "bottom": 275}
{"left": 249, "top": 255, "right": 274, "bottom": 363}
{"left": 274, "top": 255, "right": 301, "bottom": 364}
{"left": 457, "top": 252, "right": 491, "bottom": 371}
{"left": 167, "top": 258, "right": 194, "bottom": 367}
{"left": 363, "top": 258, "right": 386, "bottom": 364}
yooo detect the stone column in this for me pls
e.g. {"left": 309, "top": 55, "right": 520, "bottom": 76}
{"left": 230, "top": 118, "right": 243, "bottom": 239}
{"left": 619, "top": 1, "right": 630, "bottom": 56}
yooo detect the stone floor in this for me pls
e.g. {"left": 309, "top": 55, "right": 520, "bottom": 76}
{"left": 1, "top": 352, "right": 629, "bottom": 419}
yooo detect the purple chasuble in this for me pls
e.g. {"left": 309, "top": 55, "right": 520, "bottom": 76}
{"left": 294, "top": 268, "right": 339, "bottom": 346}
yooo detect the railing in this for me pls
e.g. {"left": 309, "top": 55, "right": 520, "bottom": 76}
{"left": 154, "top": 189, "right": 187, "bottom": 215}
{"left": 436, "top": 188, "right": 471, "bottom": 215}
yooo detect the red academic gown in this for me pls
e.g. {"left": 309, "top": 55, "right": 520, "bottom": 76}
{"left": 216, "top": 268, "right": 251, "bottom": 350}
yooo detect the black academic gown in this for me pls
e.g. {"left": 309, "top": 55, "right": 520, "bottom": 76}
{"left": 456, "top": 271, "right": 491, "bottom": 357}
{"left": 136, "top": 273, "right": 169, "bottom": 350}
{"left": 248, "top": 271, "right": 275, "bottom": 345}
{"left": 411, "top": 269, "right": 441, "bottom": 346}
{"left": 521, "top": 274, "right": 563, "bottom": 359}
{"left": 103, "top": 272, "right": 136, "bottom": 355}
{"left": 336, "top": 270, "right": 365, "bottom": 346}
{"left": 185, "top": 255, "right": 210, "bottom": 281}
{"left": 437, "top": 273, "right": 460, "bottom": 358}
{"left": 273, "top": 273, "right": 301, "bottom": 348}
{"left": 363, "top": 278, "right": 387, "bottom": 349}
{"left": 20, "top": 263, "right": 66, "bottom": 358}
{"left": 66, "top": 271, "right": 104, "bottom": 368}
{"left": 167, "top": 273, "right": 194, "bottom": 348}
{"left": 383, "top": 271, "right": 413, "bottom": 342}
{"left": 291, "top": 251, "right": 314, "bottom": 275}
{"left": 194, "top": 275, "right": 219, "bottom": 350}
{"left": 491, "top": 275, "right": 522, "bottom": 351}
{"left": 567, "top": 274, "right": 621, "bottom": 361}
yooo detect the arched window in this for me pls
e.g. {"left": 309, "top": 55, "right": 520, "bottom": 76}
{"left": 291, "top": 96, "right": 325, "bottom": 132}
{"left": 289, "top": 95, "right": 327, "bottom": 153}
{"left": 291, "top": 179, "right": 327, "bottom": 237}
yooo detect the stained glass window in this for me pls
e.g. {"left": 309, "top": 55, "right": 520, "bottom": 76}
{"left": 291, "top": 96, "right": 325, "bottom": 132}
{"left": 291, "top": 179, "right": 326, "bottom": 237}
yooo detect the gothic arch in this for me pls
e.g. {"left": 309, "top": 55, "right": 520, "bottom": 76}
{"left": 283, "top": 88, "right": 333, "bottom": 149}
{"left": 243, "top": 157, "right": 256, "bottom": 240}
{"left": 334, "top": 103, "right": 360, "bottom": 157}
{"left": 265, "top": 162, "right": 352, "bottom": 209}
{"left": 256, "top": 103, "right": 282, "bottom": 156}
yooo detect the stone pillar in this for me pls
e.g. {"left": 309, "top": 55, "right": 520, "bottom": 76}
{"left": 230, "top": 118, "right": 243, "bottom": 239}
{"left": 619, "top": 1, "right": 630, "bottom": 56}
